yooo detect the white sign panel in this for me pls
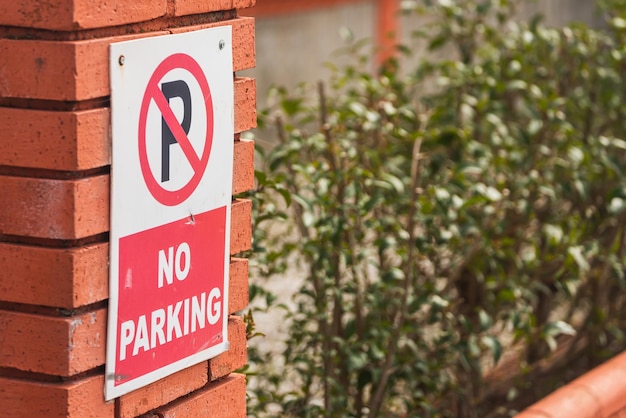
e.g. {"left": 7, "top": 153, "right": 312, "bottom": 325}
{"left": 106, "top": 27, "right": 234, "bottom": 400}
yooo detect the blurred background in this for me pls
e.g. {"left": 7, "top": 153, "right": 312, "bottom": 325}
{"left": 241, "top": 0, "right": 604, "bottom": 105}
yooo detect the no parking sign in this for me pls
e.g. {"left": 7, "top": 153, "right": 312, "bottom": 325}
{"left": 105, "top": 27, "right": 234, "bottom": 400}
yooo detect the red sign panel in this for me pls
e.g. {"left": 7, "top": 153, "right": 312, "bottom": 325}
{"left": 114, "top": 206, "right": 226, "bottom": 386}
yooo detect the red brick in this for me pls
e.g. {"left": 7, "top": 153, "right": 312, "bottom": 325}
{"left": 232, "top": 138, "right": 255, "bottom": 195}
{"left": 0, "top": 247, "right": 245, "bottom": 312}
{"left": 230, "top": 199, "right": 252, "bottom": 255}
{"left": 0, "top": 0, "right": 166, "bottom": 31}
{"left": 0, "top": 242, "right": 108, "bottom": 309}
{"left": 209, "top": 316, "right": 247, "bottom": 380}
{"left": 0, "top": 374, "right": 113, "bottom": 418}
{"left": 0, "top": 308, "right": 106, "bottom": 376}
{"left": 118, "top": 362, "right": 208, "bottom": 418}
{"left": 1, "top": 175, "right": 249, "bottom": 242}
{"left": 0, "top": 32, "right": 168, "bottom": 101}
{"left": 234, "top": 77, "right": 257, "bottom": 134}
{"left": 236, "top": 0, "right": 257, "bottom": 7}
{"left": 1, "top": 83, "right": 249, "bottom": 172}
{"left": 73, "top": 0, "right": 167, "bottom": 30}
{"left": 0, "top": 174, "right": 109, "bottom": 240}
{"left": 173, "top": 0, "right": 255, "bottom": 16}
{"left": 0, "top": 0, "right": 74, "bottom": 30}
{"left": 169, "top": 17, "right": 256, "bottom": 72}
{"left": 0, "top": 19, "right": 253, "bottom": 101}
{"left": 0, "top": 247, "right": 245, "bottom": 313}
{"left": 0, "top": 38, "right": 81, "bottom": 100}
{"left": 156, "top": 373, "right": 246, "bottom": 418}
{"left": 0, "top": 108, "right": 110, "bottom": 171}
{"left": 229, "top": 258, "right": 249, "bottom": 314}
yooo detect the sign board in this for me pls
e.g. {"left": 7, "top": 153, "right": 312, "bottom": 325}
{"left": 105, "top": 27, "right": 234, "bottom": 400}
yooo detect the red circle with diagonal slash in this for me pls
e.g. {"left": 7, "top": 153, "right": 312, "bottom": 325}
{"left": 138, "top": 53, "right": 214, "bottom": 206}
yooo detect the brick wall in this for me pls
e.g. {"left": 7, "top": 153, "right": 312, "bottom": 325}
{"left": 0, "top": 1, "right": 256, "bottom": 417}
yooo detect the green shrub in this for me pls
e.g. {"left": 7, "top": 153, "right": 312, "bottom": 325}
{"left": 244, "top": 1, "right": 626, "bottom": 416}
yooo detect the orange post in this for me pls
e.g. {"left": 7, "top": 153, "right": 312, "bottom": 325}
{"left": 376, "top": 0, "right": 400, "bottom": 66}
{"left": 517, "top": 351, "right": 626, "bottom": 417}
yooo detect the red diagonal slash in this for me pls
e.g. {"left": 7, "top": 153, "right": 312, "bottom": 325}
{"left": 147, "top": 82, "right": 201, "bottom": 170}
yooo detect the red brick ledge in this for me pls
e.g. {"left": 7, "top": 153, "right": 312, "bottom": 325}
{"left": 244, "top": 0, "right": 364, "bottom": 17}
{"left": 517, "top": 351, "right": 626, "bottom": 418}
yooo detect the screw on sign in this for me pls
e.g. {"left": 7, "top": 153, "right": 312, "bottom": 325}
{"left": 138, "top": 53, "right": 214, "bottom": 206}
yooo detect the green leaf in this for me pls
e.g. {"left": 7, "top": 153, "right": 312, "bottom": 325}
{"left": 478, "top": 310, "right": 492, "bottom": 331}
{"left": 543, "top": 224, "right": 564, "bottom": 246}
{"left": 568, "top": 246, "right": 590, "bottom": 272}
{"left": 609, "top": 197, "right": 626, "bottom": 214}
{"left": 545, "top": 321, "right": 577, "bottom": 337}
{"left": 281, "top": 98, "right": 304, "bottom": 116}
{"left": 302, "top": 212, "right": 315, "bottom": 228}
{"left": 482, "top": 335, "right": 503, "bottom": 365}
{"left": 428, "top": 34, "right": 448, "bottom": 51}
{"left": 276, "top": 187, "right": 293, "bottom": 207}
{"left": 612, "top": 17, "right": 626, "bottom": 29}
{"left": 381, "top": 173, "right": 405, "bottom": 194}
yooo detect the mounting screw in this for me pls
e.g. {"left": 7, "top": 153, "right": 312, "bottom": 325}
{"left": 219, "top": 40, "right": 225, "bottom": 50}
{"left": 118, "top": 55, "right": 125, "bottom": 66}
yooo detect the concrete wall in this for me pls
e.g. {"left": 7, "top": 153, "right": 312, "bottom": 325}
{"left": 520, "top": 0, "right": 604, "bottom": 27}
{"left": 243, "top": 1, "right": 376, "bottom": 105}
{"left": 245, "top": 0, "right": 603, "bottom": 110}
